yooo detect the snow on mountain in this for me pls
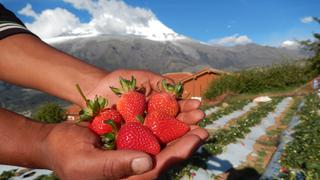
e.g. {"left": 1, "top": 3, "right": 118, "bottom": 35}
{"left": 21, "top": 0, "right": 186, "bottom": 43}
{"left": 44, "top": 17, "right": 186, "bottom": 44}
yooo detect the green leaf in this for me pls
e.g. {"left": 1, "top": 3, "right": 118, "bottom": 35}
{"left": 110, "top": 86, "right": 122, "bottom": 96}
{"left": 98, "top": 96, "right": 107, "bottom": 108}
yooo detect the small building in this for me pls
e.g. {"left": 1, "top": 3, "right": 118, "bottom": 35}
{"left": 66, "top": 104, "right": 81, "bottom": 121}
{"left": 164, "top": 67, "right": 227, "bottom": 100}
{"left": 162, "top": 72, "right": 193, "bottom": 83}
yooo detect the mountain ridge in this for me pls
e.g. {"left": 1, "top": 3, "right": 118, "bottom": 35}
{"left": 49, "top": 34, "right": 309, "bottom": 73}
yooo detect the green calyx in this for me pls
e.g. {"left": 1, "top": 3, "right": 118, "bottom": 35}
{"left": 76, "top": 84, "right": 108, "bottom": 122}
{"left": 101, "top": 132, "right": 116, "bottom": 150}
{"left": 110, "top": 76, "right": 137, "bottom": 96}
{"left": 104, "top": 119, "right": 118, "bottom": 133}
{"left": 136, "top": 115, "right": 145, "bottom": 124}
{"left": 161, "top": 79, "right": 183, "bottom": 98}
{"left": 101, "top": 120, "right": 119, "bottom": 150}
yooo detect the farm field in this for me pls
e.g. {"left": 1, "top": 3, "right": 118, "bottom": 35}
{"left": 0, "top": 93, "right": 319, "bottom": 180}
{"left": 168, "top": 92, "right": 320, "bottom": 180}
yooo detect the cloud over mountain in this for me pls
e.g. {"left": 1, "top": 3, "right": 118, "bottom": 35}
{"left": 19, "top": 0, "right": 182, "bottom": 41}
{"left": 281, "top": 40, "right": 300, "bottom": 50}
{"left": 209, "top": 34, "right": 253, "bottom": 46}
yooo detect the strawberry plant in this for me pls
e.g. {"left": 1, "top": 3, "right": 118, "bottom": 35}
{"left": 168, "top": 98, "right": 283, "bottom": 179}
{"left": 198, "top": 98, "right": 251, "bottom": 127}
{"left": 280, "top": 94, "right": 320, "bottom": 179}
{"left": 203, "top": 98, "right": 282, "bottom": 155}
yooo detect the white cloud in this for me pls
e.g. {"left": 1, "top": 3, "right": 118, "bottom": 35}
{"left": 281, "top": 40, "right": 300, "bottom": 50}
{"left": 301, "top": 16, "right": 314, "bottom": 23}
{"left": 19, "top": 4, "right": 81, "bottom": 39}
{"left": 18, "top": 3, "right": 38, "bottom": 19}
{"left": 19, "top": 0, "right": 181, "bottom": 41}
{"left": 209, "top": 34, "right": 252, "bottom": 46}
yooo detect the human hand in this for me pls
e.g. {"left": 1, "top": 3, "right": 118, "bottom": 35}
{"left": 43, "top": 122, "right": 154, "bottom": 180}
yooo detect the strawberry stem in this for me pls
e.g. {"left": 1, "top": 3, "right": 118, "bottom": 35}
{"left": 76, "top": 84, "right": 89, "bottom": 105}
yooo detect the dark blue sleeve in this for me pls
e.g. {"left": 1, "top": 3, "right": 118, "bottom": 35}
{"left": 0, "top": 3, "right": 37, "bottom": 40}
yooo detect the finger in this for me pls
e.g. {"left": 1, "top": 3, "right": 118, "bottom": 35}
{"left": 176, "top": 109, "right": 205, "bottom": 125}
{"left": 169, "top": 126, "right": 209, "bottom": 146}
{"left": 141, "top": 81, "right": 152, "bottom": 97}
{"left": 94, "top": 150, "right": 153, "bottom": 179}
{"left": 188, "top": 125, "right": 209, "bottom": 141}
{"left": 178, "top": 99, "right": 201, "bottom": 112}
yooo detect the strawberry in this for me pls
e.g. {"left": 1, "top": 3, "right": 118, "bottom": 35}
{"left": 116, "top": 122, "right": 161, "bottom": 155}
{"left": 147, "top": 79, "right": 183, "bottom": 117}
{"left": 89, "top": 108, "right": 123, "bottom": 135}
{"left": 144, "top": 111, "right": 190, "bottom": 144}
{"left": 76, "top": 84, "right": 123, "bottom": 136}
{"left": 110, "top": 76, "right": 146, "bottom": 123}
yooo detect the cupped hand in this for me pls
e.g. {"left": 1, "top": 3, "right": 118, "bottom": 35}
{"left": 44, "top": 122, "right": 154, "bottom": 180}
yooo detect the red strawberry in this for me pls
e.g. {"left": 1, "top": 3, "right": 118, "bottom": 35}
{"left": 76, "top": 84, "right": 123, "bottom": 136}
{"left": 144, "top": 111, "right": 190, "bottom": 144}
{"left": 110, "top": 76, "right": 146, "bottom": 123}
{"left": 89, "top": 108, "right": 123, "bottom": 135}
{"left": 147, "top": 79, "right": 183, "bottom": 117}
{"left": 116, "top": 122, "right": 160, "bottom": 155}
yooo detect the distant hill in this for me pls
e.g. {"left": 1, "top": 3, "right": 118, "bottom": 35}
{"left": 49, "top": 34, "right": 310, "bottom": 73}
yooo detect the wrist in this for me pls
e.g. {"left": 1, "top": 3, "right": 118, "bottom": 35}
{"left": 25, "top": 122, "right": 56, "bottom": 169}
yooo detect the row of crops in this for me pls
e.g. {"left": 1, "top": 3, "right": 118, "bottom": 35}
{"left": 277, "top": 94, "right": 320, "bottom": 179}
{"left": 166, "top": 96, "right": 291, "bottom": 179}
{"left": 168, "top": 93, "right": 320, "bottom": 180}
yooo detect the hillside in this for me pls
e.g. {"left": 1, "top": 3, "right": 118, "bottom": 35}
{"left": 49, "top": 35, "right": 309, "bottom": 73}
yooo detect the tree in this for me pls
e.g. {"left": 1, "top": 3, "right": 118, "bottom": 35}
{"left": 32, "top": 102, "right": 66, "bottom": 123}
{"left": 300, "top": 17, "right": 320, "bottom": 75}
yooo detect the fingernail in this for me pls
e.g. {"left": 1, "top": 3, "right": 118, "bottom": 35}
{"left": 131, "top": 157, "right": 152, "bottom": 174}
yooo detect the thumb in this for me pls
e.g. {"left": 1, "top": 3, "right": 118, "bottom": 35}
{"left": 95, "top": 150, "right": 153, "bottom": 179}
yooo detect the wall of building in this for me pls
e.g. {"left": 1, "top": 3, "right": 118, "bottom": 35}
{"left": 182, "top": 72, "right": 219, "bottom": 99}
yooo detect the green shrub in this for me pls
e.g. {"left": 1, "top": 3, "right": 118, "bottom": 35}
{"left": 0, "top": 169, "right": 16, "bottom": 180}
{"left": 32, "top": 102, "right": 66, "bottom": 123}
{"left": 35, "top": 174, "right": 59, "bottom": 180}
{"left": 204, "top": 62, "right": 314, "bottom": 99}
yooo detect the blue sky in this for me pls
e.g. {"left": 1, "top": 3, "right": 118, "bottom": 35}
{"left": 1, "top": 0, "right": 320, "bottom": 47}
